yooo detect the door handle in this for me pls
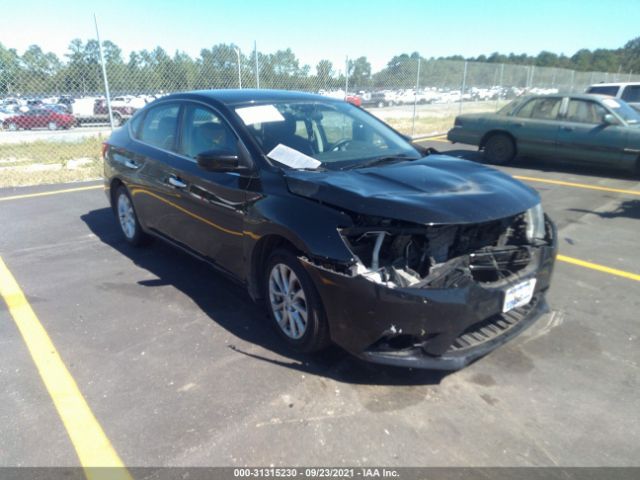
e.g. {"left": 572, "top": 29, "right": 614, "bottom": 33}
{"left": 124, "top": 159, "right": 140, "bottom": 169}
{"left": 167, "top": 175, "right": 187, "bottom": 189}
{"left": 560, "top": 126, "right": 574, "bottom": 131}
{"left": 513, "top": 122, "right": 524, "bottom": 127}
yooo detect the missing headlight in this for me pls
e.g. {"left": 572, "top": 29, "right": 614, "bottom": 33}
{"left": 340, "top": 212, "right": 542, "bottom": 288}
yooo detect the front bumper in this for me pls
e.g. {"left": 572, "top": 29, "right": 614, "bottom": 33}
{"left": 302, "top": 224, "right": 556, "bottom": 370}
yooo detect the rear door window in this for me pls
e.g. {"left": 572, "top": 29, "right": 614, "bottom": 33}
{"left": 515, "top": 98, "right": 562, "bottom": 120}
{"left": 138, "top": 103, "right": 180, "bottom": 151}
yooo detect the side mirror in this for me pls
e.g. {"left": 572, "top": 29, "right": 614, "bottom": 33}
{"left": 603, "top": 113, "right": 618, "bottom": 126}
{"left": 196, "top": 150, "right": 241, "bottom": 172}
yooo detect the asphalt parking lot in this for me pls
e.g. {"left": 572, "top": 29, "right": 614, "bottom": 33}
{"left": 1, "top": 139, "right": 639, "bottom": 470}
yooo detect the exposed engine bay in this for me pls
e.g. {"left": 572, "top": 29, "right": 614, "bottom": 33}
{"left": 338, "top": 212, "right": 549, "bottom": 289}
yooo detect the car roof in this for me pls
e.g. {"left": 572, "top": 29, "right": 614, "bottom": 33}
{"left": 519, "top": 93, "right": 615, "bottom": 101}
{"left": 159, "top": 89, "right": 342, "bottom": 106}
{"left": 588, "top": 82, "right": 640, "bottom": 87}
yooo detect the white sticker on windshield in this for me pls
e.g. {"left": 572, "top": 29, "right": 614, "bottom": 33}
{"left": 602, "top": 98, "right": 620, "bottom": 109}
{"left": 267, "top": 144, "right": 321, "bottom": 169}
{"left": 235, "top": 105, "right": 285, "bottom": 125}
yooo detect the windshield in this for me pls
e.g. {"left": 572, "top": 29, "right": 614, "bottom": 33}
{"left": 602, "top": 97, "right": 640, "bottom": 124}
{"left": 235, "top": 100, "right": 421, "bottom": 170}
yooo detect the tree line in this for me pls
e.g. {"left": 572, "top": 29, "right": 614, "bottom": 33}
{"left": 1, "top": 37, "right": 639, "bottom": 97}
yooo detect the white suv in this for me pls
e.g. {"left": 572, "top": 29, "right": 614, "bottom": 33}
{"left": 586, "top": 82, "right": 640, "bottom": 111}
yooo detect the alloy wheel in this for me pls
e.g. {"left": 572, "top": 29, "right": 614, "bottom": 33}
{"left": 268, "top": 263, "right": 308, "bottom": 340}
{"left": 117, "top": 192, "right": 136, "bottom": 240}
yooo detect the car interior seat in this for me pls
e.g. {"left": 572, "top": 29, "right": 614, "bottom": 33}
{"left": 188, "top": 121, "right": 235, "bottom": 157}
{"left": 262, "top": 115, "right": 314, "bottom": 156}
{"left": 148, "top": 116, "right": 176, "bottom": 150}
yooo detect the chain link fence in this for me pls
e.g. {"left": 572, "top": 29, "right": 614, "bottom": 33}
{"left": 2, "top": 41, "right": 639, "bottom": 187}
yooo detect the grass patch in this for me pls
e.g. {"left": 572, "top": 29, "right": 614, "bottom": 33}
{"left": 386, "top": 115, "right": 458, "bottom": 137}
{"left": 0, "top": 136, "right": 104, "bottom": 187}
{"left": 380, "top": 101, "right": 509, "bottom": 137}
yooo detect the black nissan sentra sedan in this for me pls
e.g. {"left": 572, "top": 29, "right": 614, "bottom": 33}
{"left": 103, "top": 89, "right": 557, "bottom": 370}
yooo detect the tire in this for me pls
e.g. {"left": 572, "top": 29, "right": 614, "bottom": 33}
{"left": 114, "top": 186, "right": 150, "bottom": 246}
{"left": 112, "top": 114, "right": 122, "bottom": 127}
{"left": 377, "top": 101, "right": 385, "bottom": 108}
{"left": 484, "top": 133, "right": 516, "bottom": 165}
{"left": 8, "top": 122, "right": 18, "bottom": 131}
{"left": 263, "top": 249, "right": 330, "bottom": 353}
{"left": 48, "top": 121, "right": 58, "bottom": 130}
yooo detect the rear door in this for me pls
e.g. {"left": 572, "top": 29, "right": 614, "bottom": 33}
{"left": 509, "top": 97, "right": 563, "bottom": 157}
{"left": 118, "top": 102, "right": 183, "bottom": 235}
{"left": 555, "top": 98, "right": 625, "bottom": 165}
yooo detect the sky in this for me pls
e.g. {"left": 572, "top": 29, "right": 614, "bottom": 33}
{"left": 1, "top": 0, "right": 639, "bottom": 73}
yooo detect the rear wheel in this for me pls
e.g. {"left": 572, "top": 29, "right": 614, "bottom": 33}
{"left": 115, "top": 186, "right": 150, "bottom": 246}
{"left": 8, "top": 122, "right": 18, "bottom": 131}
{"left": 112, "top": 113, "right": 122, "bottom": 127}
{"left": 48, "top": 121, "right": 58, "bottom": 130}
{"left": 484, "top": 133, "right": 516, "bottom": 165}
{"left": 264, "top": 249, "right": 330, "bottom": 353}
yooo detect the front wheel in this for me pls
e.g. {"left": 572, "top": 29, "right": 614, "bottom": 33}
{"left": 484, "top": 133, "right": 516, "bottom": 165}
{"left": 264, "top": 249, "right": 330, "bottom": 353}
{"left": 48, "top": 121, "right": 58, "bottom": 130}
{"left": 115, "top": 186, "right": 150, "bottom": 246}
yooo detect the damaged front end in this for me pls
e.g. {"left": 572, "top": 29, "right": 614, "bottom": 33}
{"left": 301, "top": 205, "right": 556, "bottom": 370}
{"left": 341, "top": 204, "right": 547, "bottom": 289}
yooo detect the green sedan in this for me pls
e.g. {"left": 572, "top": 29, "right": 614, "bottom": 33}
{"left": 447, "top": 94, "right": 640, "bottom": 173}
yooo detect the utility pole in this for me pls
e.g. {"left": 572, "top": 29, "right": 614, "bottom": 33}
{"left": 345, "top": 56, "right": 349, "bottom": 96}
{"left": 254, "top": 41, "right": 259, "bottom": 89}
{"left": 94, "top": 14, "right": 114, "bottom": 129}
{"left": 412, "top": 55, "right": 421, "bottom": 136}
{"left": 234, "top": 47, "right": 242, "bottom": 89}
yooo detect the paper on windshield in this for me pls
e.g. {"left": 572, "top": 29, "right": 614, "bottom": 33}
{"left": 236, "top": 105, "right": 284, "bottom": 125}
{"left": 602, "top": 98, "right": 620, "bottom": 109}
{"left": 267, "top": 144, "right": 322, "bottom": 169}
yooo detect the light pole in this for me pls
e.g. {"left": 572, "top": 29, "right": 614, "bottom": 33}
{"left": 234, "top": 47, "right": 242, "bottom": 89}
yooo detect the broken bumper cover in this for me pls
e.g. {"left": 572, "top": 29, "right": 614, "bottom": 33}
{"left": 302, "top": 241, "right": 556, "bottom": 371}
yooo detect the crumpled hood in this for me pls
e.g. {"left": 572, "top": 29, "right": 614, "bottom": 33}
{"left": 284, "top": 155, "right": 540, "bottom": 225}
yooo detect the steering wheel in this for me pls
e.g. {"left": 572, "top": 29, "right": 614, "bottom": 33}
{"left": 330, "top": 138, "right": 353, "bottom": 152}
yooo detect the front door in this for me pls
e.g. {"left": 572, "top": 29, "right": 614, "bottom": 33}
{"left": 161, "top": 102, "right": 250, "bottom": 278}
{"left": 555, "top": 98, "right": 625, "bottom": 165}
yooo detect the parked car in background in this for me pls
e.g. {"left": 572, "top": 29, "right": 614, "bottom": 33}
{"left": 586, "top": 82, "right": 640, "bottom": 112}
{"left": 2, "top": 107, "right": 76, "bottom": 130}
{"left": 447, "top": 94, "right": 640, "bottom": 173}
{"left": 103, "top": 89, "right": 556, "bottom": 370}
{"left": 0, "top": 107, "right": 13, "bottom": 127}
{"left": 43, "top": 104, "right": 71, "bottom": 115}
{"left": 344, "top": 94, "right": 362, "bottom": 107}
{"left": 72, "top": 96, "right": 136, "bottom": 126}
{"left": 360, "top": 91, "right": 388, "bottom": 108}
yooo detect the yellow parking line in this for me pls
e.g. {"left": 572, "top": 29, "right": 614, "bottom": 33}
{"left": 0, "top": 256, "right": 131, "bottom": 480}
{"left": 0, "top": 184, "right": 103, "bottom": 202}
{"left": 428, "top": 134, "right": 449, "bottom": 142}
{"left": 514, "top": 175, "right": 640, "bottom": 196}
{"left": 557, "top": 254, "right": 640, "bottom": 282}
